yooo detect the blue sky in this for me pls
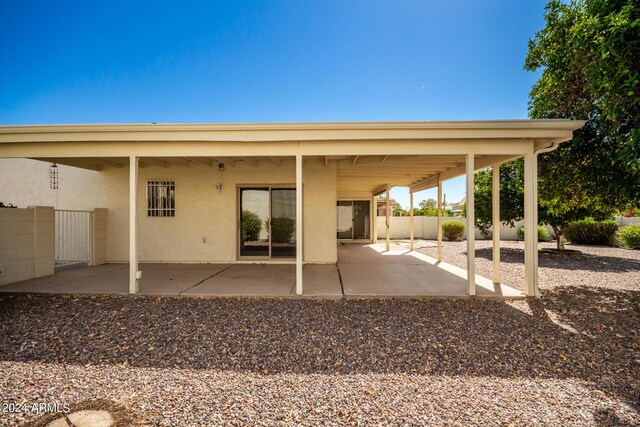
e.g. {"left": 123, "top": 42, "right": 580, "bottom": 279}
{"left": 0, "top": 0, "right": 548, "bottom": 207}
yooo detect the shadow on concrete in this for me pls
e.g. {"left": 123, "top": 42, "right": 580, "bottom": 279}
{"left": 0, "top": 286, "right": 638, "bottom": 411}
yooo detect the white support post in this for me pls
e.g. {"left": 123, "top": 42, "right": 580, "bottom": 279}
{"left": 492, "top": 164, "right": 501, "bottom": 283}
{"left": 437, "top": 175, "right": 443, "bottom": 262}
{"left": 372, "top": 196, "right": 377, "bottom": 243}
{"left": 466, "top": 154, "right": 476, "bottom": 296}
{"left": 385, "top": 185, "right": 391, "bottom": 251}
{"left": 129, "top": 156, "right": 139, "bottom": 294}
{"left": 524, "top": 153, "right": 540, "bottom": 297}
{"left": 409, "top": 192, "right": 414, "bottom": 251}
{"left": 296, "top": 153, "right": 303, "bottom": 295}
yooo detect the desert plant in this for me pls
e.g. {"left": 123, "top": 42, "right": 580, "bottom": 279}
{"left": 617, "top": 223, "right": 640, "bottom": 249}
{"left": 442, "top": 220, "right": 465, "bottom": 241}
{"left": 241, "top": 210, "right": 262, "bottom": 242}
{"left": 565, "top": 218, "right": 618, "bottom": 245}
{"left": 517, "top": 225, "right": 550, "bottom": 241}
{"left": 0, "top": 202, "right": 16, "bottom": 208}
{"left": 270, "top": 216, "right": 295, "bottom": 243}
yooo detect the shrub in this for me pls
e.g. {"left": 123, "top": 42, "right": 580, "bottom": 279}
{"left": 442, "top": 220, "right": 465, "bottom": 241}
{"left": 241, "top": 210, "right": 262, "bottom": 241}
{"left": 565, "top": 218, "right": 618, "bottom": 245}
{"left": 517, "top": 225, "right": 550, "bottom": 241}
{"left": 270, "top": 216, "right": 295, "bottom": 243}
{"left": 0, "top": 202, "right": 16, "bottom": 208}
{"left": 618, "top": 223, "right": 640, "bottom": 249}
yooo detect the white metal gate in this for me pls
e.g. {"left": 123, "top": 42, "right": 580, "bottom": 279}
{"left": 55, "top": 210, "right": 91, "bottom": 267}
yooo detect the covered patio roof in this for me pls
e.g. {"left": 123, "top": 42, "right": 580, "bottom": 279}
{"left": 0, "top": 120, "right": 583, "bottom": 195}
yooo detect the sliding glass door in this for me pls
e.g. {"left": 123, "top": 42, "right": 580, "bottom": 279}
{"left": 239, "top": 187, "right": 296, "bottom": 259}
{"left": 271, "top": 189, "right": 296, "bottom": 258}
{"left": 336, "top": 200, "right": 370, "bottom": 240}
{"left": 240, "top": 188, "right": 270, "bottom": 257}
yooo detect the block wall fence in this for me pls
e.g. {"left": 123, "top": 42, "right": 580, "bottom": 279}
{"left": 0, "top": 207, "right": 107, "bottom": 286}
{"left": 376, "top": 215, "right": 640, "bottom": 240}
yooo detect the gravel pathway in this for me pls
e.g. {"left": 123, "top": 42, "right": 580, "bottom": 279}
{"left": 0, "top": 242, "right": 638, "bottom": 426}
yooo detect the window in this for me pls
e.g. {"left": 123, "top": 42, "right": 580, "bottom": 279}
{"left": 147, "top": 180, "right": 175, "bottom": 217}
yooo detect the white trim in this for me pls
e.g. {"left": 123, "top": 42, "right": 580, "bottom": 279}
{"left": 466, "top": 154, "right": 476, "bottom": 296}
{"left": 129, "top": 156, "right": 139, "bottom": 294}
{"left": 295, "top": 153, "right": 303, "bottom": 295}
{"left": 492, "top": 164, "right": 501, "bottom": 283}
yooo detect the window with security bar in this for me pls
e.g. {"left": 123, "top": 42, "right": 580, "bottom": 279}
{"left": 147, "top": 180, "right": 175, "bottom": 217}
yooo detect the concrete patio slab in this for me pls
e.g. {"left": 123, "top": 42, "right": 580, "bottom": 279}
{"left": 183, "top": 264, "right": 342, "bottom": 298}
{"left": 183, "top": 277, "right": 296, "bottom": 297}
{"left": 301, "top": 264, "right": 342, "bottom": 298}
{"left": 0, "top": 264, "right": 129, "bottom": 294}
{"left": 138, "top": 263, "right": 232, "bottom": 295}
{"left": 339, "top": 243, "right": 525, "bottom": 299}
{"left": 0, "top": 244, "right": 524, "bottom": 299}
{"left": 217, "top": 264, "right": 295, "bottom": 279}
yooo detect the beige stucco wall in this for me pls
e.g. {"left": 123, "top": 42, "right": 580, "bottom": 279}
{"left": 0, "top": 158, "right": 337, "bottom": 264}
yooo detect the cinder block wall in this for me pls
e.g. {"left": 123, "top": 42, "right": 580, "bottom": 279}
{"left": 376, "top": 216, "right": 554, "bottom": 240}
{"left": 91, "top": 208, "right": 107, "bottom": 266}
{"left": 0, "top": 206, "right": 54, "bottom": 286}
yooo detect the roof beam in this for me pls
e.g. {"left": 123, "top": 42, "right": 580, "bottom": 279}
{"left": 208, "top": 157, "right": 236, "bottom": 167}
{"left": 267, "top": 157, "right": 282, "bottom": 167}
{"left": 185, "top": 157, "right": 212, "bottom": 167}
{"left": 31, "top": 158, "right": 103, "bottom": 171}
{"left": 140, "top": 157, "right": 168, "bottom": 168}
{"left": 409, "top": 154, "right": 520, "bottom": 193}
{"left": 372, "top": 184, "right": 392, "bottom": 196}
{"left": 78, "top": 157, "right": 125, "bottom": 168}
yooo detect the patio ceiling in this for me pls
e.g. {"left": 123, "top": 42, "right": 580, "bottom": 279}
{"left": 27, "top": 153, "right": 519, "bottom": 195}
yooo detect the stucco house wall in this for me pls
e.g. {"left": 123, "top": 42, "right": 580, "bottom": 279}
{"left": 0, "top": 158, "right": 337, "bottom": 264}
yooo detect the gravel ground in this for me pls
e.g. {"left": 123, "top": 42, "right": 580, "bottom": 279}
{"left": 418, "top": 240, "right": 640, "bottom": 292}
{"left": 0, "top": 242, "right": 638, "bottom": 426}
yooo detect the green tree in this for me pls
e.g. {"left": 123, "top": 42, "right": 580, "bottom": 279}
{"left": 525, "top": 0, "right": 640, "bottom": 207}
{"left": 419, "top": 198, "right": 437, "bottom": 210}
{"left": 473, "top": 0, "right": 640, "bottom": 248}
{"left": 473, "top": 161, "right": 614, "bottom": 249}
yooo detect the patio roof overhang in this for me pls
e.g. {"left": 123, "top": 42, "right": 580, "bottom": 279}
{"left": 0, "top": 120, "right": 584, "bottom": 195}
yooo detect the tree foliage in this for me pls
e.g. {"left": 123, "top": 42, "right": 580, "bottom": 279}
{"left": 525, "top": 0, "right": 640, "bottom": 206}
{"left": 474, "top": 162, "right": 525, "bottom": 232}
{"left": 472, "top": 0, "right": 640, "bottom": 249}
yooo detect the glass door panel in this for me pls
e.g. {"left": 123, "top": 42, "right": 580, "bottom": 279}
{"left": 240, "top": 188, "right": 270, "bottom": 257}
{"left": 337, "top": 201, "right": 354, "bottom": 239}
{"left": 271, "top": 189, "right": 296, "bottom": 258}
{"left": 353, "top": 201, "right": 370, "bottom": 239}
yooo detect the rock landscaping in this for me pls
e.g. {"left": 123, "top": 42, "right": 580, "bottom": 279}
{"left": 0, "top": 241, "right": 638, "bottom": 426}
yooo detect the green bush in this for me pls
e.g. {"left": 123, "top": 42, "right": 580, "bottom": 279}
{"left": 442, "top": 220, "right": 465, "bottom": 241}
{"left": 241, "top": 210, "right": 262, "bottom": 241}
{"left": 270, "top": 216, "right": 295, "bottom": 243}
{"left": 517, "top": 225, "right": 550, "bottom": 241}
{"left": 618, "top": 223, "right": 640, "bottom": 249}
{"left": 565, "top": 218, "right": 618, "bottom": 245}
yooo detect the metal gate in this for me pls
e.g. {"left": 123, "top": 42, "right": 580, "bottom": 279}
{"left": 55, "top": 210, "right": 91, "bottom": 268}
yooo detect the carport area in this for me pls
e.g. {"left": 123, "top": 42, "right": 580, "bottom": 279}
{"left": 0, "top": 244, "right": 524, "bottom": 299}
